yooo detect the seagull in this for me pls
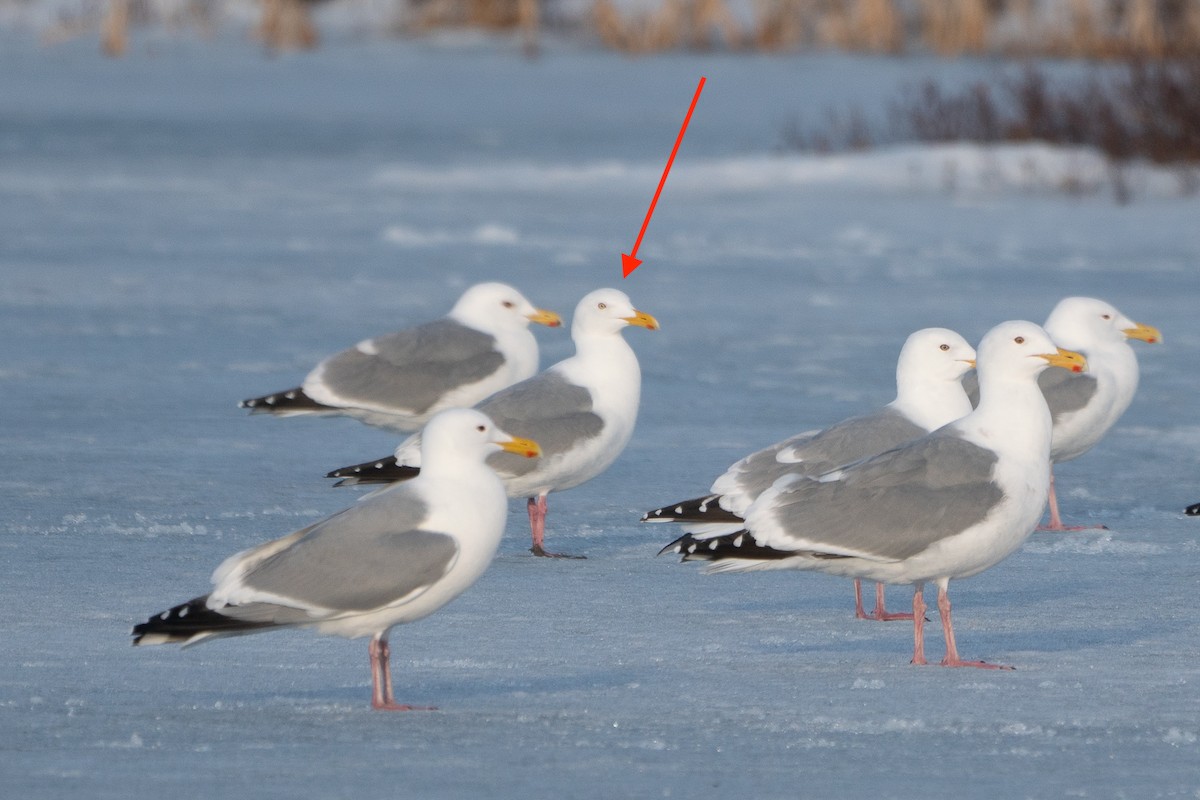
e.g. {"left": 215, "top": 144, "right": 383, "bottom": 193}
{"left": 327, "top": 288, "right": 659, "bottom": 558}
{"left": 964, "top": 297, "right": 1160, "bottom": 530}
{"left": 659, "top": 321, "right": 1086, "bottom": 670}
{"left": 643, "top": 328, "right": 977, "bottom": 622}
{"left": 240, "top": 282, "right": 562, "bottom": 433}
{"left": 132, "top": 408, "right": 541, "bottom": 711}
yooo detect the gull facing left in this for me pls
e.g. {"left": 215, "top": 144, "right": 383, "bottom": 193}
{"left": 132, "top": 408, "right": 540, "bottom": 711}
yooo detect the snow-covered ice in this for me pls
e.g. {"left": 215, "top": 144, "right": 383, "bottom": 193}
{"left": 2, "top": 32, "right": 1198, "bottom": 799}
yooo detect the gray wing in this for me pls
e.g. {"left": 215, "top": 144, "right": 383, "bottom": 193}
{"left": 961, "top": 371, "right": 980, "bottom": 408}
{"left": 479, "top": 370, "right": 604, "bottom": 478}
{"left": 724, "top": 408, "right": 926, "bottom": 504}
{"left": 1037, "top": 368, "right": 1098, "bottom": 423}
{"left": 756, "top": 430, "right": 1002, "bottom": 562}
{"left": 237, "top": 489, "right": 458, "bottom": 613}
{"left": 965, "top": 369, "right": 1096, "bottom": 424}
{"left": 311, "top": 319, "right": 504, "bottom": 414}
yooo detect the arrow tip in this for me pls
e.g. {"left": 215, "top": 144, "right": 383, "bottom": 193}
{"left": 621, "top": 253, "right": 642, "bottom": 278}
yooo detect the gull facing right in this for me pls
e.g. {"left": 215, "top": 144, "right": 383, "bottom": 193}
{"left": 659, "top": 321, "right": 1086, "bottom": 670}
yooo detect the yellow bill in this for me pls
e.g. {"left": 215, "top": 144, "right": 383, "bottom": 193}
{"left": 622, "top": 309, "right": 660, "bottom": 331}
{"left": 499, "top": 436, "right": 541, "bottom": 459}
{"left": 1039, "top": 347, "right": 1088, "bottom": 373}
{"left": 1122, "top": 322, "right": 1161, "bottom": 344}
{"left": 527, "top": 309, "right": 563, "bottom": 328}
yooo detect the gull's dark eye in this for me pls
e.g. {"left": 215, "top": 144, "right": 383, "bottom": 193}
{"left": 476, "top": 425, "right": 486, "bottom": 432}
{"left": 939, "top": 344, "right": 950, "bottom": 351}
{"left": 598, "top": 302, "right": 607, "bottom": 310}
{"left": 1101, "top": 314, "right": 1111, "bottom": 320}
{"left": 1014, "top": 336, "right": 1025, "bottom": 344}
{"left": 502, "top": 301, "right": 515, "bottom": 309}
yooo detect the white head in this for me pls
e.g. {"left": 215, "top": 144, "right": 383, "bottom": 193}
{"left": 975, "top": 320, "right": 1087, "bottom": 389}
{"left": 449, "top": 282, "right": 562, "bottom": 333}
{"left": 892, "top": 328, "right": 977, "bottom": 428}
{"left": 419, "top": 408, "right": 540, "bottom": 472}
{"left": 1043, "top": 297, "right": 1161, "bottom": 353}
{"left": 896, "top": 328, "right": 977, "bottom": 386}
{"left": 570, "top": 288, "right": 659, "bottom": 339}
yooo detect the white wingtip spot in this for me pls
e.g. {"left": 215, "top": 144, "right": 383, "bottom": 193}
{"left": 733, "top": 534, "right": 744, "bottom": 547}
{"left": 687, "top": 544, "right": 697, "bottom": 554}
{"left": 674, "top": 506, "right": 684, "bottom": 515}
{"left": 178, "top": 606, "right": 189, "bottom": 618}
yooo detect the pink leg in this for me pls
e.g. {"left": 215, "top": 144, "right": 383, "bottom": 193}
{"left": 368, "top": 635, "right": 436, "bottom": 711}
{"left": 854, "top": 579, "right": 869, "bottom": 619}
{"left": 528, "top": 495, "right": 584, "bottom": 559}
{"left": 872, "top": 582, "right": 914, "bottom": 621}
{"left": 857, "top": 581, "right": 914, "bottom": 621}
{"left": 936, "top": 584, "right": 1013, "bottom": 670}
{"left": 910, "top": 584, "right": 927, "bottom": 665}
{"left": 1038, "top": 469, "right": 1106, "bottom": 532}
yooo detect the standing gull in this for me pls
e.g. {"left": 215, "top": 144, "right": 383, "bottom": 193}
{"left": 643, "top": 328, "right": 976, "bottom": 621}
{"left": 658, "top": 321, "right": 1086, "bottom": 669}
{"left": 328, "top": 288, "right": 659, "bottom": 558}
{"left": 132, "top": 408, "right": 541, "bottom": 711}
{"left": 240, "top": 282, "right": 562, "bottom": 433}
{"left": 965, "top": 297, "right": 1160, "bottom": 530}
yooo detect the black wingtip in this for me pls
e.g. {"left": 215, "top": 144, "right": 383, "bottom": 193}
{"left": 326, "top": 456, "right": 420, "bottom": 485}
{"left": 658, "top": 530, "right": 820, "bottom": 564}
{"left": 641, "top": 495, "right": 744, "bottom": 524}
{"left": 239, "top": 387, "right": 328, "bottom": 414}
{"left": 1186, "top": 502, "right": 1200, "bottom": 516}
{"left": 132, "top": 596, "right": 273, "bottom": 645}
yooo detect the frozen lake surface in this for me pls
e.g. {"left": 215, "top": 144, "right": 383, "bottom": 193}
{"left": 2, "top": 32, "right": 1199, "bottom": 798}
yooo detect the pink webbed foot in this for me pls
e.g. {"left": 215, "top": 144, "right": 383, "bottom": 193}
{"left": 1040, "top": 470, "right": 1108, "bottom": 532}
{"left": 368, "top": 637, "right": 438, "bottom": 711}
{"left": 1036, "top": 521, "right": 1109, "bottom": 533}
{"left": 530, "top": 544, "right": 586, "bottom": 559}
{"left": 371, "top": 701, "right": 438, "bottom": 712}
{"left": 933, "top": 584, "right": 1016, "bottom": 671}
{"left": 857, "top": 581, "right": 914, "bottom": 621}
{"left": 939, "top": 658, "right": 1015, "bottom": 671}
{"left": 527, "top": 496, "right": 586, "bottom": 559}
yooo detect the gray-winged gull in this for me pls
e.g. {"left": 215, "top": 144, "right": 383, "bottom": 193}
{"left": 659, "top": 321, "right": 1086, "bottom": 669}
{"left": 327, "top": 288, "right": 659, "bottom": 558}
{"left": 965, "top": 297, "right": 1160, "bottom": 530}
{"left": 132, "top": 408, "right": 541, "bottom": 710}
{"left": 643, "top": 327, "right": 976, "bottom": 621}
{"left": 240, "top": 282, "right": 562, "bottom": 433}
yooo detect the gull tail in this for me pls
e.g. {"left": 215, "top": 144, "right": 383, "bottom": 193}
{"left": 239, "top": 387, "right": 333, "bottom": 416}
{"left": 131, "top": 596, "right": 274, "bottom": 647}
{"left": 326, "top": 456, "right": 421, "bottom": 487}
{"left": 640, "top": 495, "right": 744, "bottom": 524}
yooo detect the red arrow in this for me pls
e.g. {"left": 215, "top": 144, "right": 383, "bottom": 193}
{"left": 622, "top": 76, "right": 706, "bottom": 278}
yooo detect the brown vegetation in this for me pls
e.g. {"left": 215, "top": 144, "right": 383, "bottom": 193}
{"left": 781, "top": 59, "right": 1200, "bottom": 200}
{"left": 37, "top": 0, "right": 1200, "bottom": 59}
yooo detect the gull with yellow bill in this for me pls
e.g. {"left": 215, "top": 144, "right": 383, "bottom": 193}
{"left": 660, "top": 321, "right": 1087, "bottom": 670}
{"left": 132, "top": 408, "right": 541, "bottom": 711}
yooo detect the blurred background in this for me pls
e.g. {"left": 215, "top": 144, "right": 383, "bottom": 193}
{"left": 4, "top": 0, "right": 1200, "bottom": 59}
